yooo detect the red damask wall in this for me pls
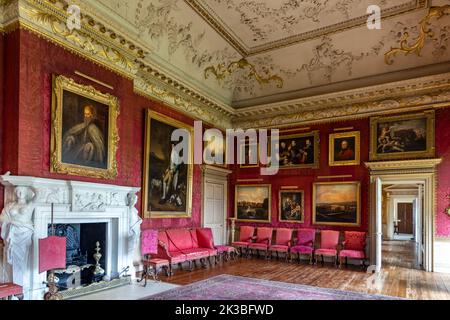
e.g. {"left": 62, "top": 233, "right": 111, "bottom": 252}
{"left": 0, "top": 29, "right": 201, "bottom": 230}
{"left": 230, "top": 110, "right": 450, "bottom": 238}
{"left": 1, "top": 29, "right": 450, "bottom": 237}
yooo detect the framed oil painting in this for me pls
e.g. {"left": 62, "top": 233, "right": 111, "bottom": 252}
{"left": 329, "top": 131, "right": 360, "bottom": 166}
{"left": 370, "top": 111, "right": 435, "bottom": 161}
{"left": 204, "top": 131, "right": 227, "bottom": 168}
{"left": 239, "top": 141, "right": 259, "bottom": 168}
{"left": 279, "top": 190, "right": 304, "bottom": 223}
{"left": 278, "top": 131, "right": 319, "bottom": 169}
{"left": 313, "top": 182, "right": 361, "bottom": 227}
{"left": 50, "top": 75, "right": 119, "bottom": 179}
{"left": 235, "top": 185, "right": 271, "bottom": 223}
{"left": 142, "top": 110, "right": 193, "bottom": 219}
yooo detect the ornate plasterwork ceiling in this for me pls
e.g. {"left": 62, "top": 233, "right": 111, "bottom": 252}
{"left": 74, "top": 0, "right": 450, "bottom": 108}
{"left": 2, "top": 0, "right": 450, "bottom": 129}
{"left": 185, "top": 0, "right": 422, "bottom": 56}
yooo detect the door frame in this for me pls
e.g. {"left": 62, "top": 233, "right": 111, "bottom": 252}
{"left": 366, "top": 158, "right": 442, "bottom": 272}
{"left": 201, "top": 165, "right": 232, "bottom": 245}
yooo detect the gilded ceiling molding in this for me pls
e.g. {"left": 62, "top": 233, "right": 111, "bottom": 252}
{"left": 385, "top": 5, "right": 450, "bottom": 65}
{"left": 134, "top": 75, "right": 232, "bottom": 130}
{"left": 232, "top": 73, "right": 450, "bottom": 129}
{"left": 204, "top": 58, "right": 284, "bottom": 89}
{"left": 19, "top": 0, "right": 143, "bottom": 78}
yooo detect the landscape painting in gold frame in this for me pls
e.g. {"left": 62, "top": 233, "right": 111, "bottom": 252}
{"left": 50, "top": 75, "right": 119, "bottom": 179}
{"left": 142, "top": 110, "right": 194, "bottom": 219}
{"left": 235, "top": 185, "right": 271, "bottom": 223}
{"left": 370, "top": 111, "right": 435, "bottom": 161}
{"left": 279, "top": 190, "right": 304, "bottom": 223}
{"left": 329, "top": 131, "right": 360, "bottom": 166}
{"left": 312, "top": 182, "right": 361, "bottom": 227}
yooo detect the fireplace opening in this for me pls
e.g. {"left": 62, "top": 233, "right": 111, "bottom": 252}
{"left": 48, "top": 223, "right": 107, "bottom": 291}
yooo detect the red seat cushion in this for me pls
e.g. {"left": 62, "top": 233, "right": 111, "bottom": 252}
{"left": 291, "top": 245, "right": 314, "bottom": 254}
{"left": 168, "top": 251, "right": 188, "bottom": 264}
{"left": 339, "top": 250, "right": 365, "bottom": 259}
{"left": 181, "top": 248, "right": 210, "bottom": 259}
{"left": 269, "top": 245, "right": 289, "bottom": 252}
{"left": 0, "top": 284, "right": 23, "bottom": 298}
{"left": 146, "top": 258, "right": 170, "bottom": 267}
{"left": 315, "top": 248, "right": 337, "bottom": 256}
{"left": 232, "top": 241, "right": 251, "bottom": 247}
{"left": 215, "top": 245, "right": 235, "bottom": 253}
{"left": 248, "top": 243, "right": 269, "bottom": 250}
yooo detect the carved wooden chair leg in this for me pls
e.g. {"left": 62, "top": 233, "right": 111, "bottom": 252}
{"left": 285, "top": 252, "right": 289, "bottom": 263}
{"left": 345, "top": 257, "right": 348, "bottom": 268}
{"left": 309, "top": 254, "right": 313, "bottom": 265}
{"left": 178, "top": 262, "right": 183, "bottom": 271}
{"left": 321, "top": 255, "right": 325, "bottom": 266}
{"left": 334, "top": 256, "right": 338, "bottom": 268}
{"left": 164, "top": 266, "right": 170, "bottom": 277}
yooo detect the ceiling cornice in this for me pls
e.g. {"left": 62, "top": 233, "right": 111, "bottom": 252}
{"left": 233, "top": 72, "right": 450, "bottom": 129}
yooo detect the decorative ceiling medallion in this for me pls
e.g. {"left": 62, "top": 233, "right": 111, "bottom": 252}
{"left": 204, "top": 58, "right": 284, "bottom": 89}
{"left": 385, "top": 5, "right": 450, "bottom": 65}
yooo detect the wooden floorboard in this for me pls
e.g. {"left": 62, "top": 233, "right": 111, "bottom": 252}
{"left": 158, "top": 241, "right": 450, "bottom": 300}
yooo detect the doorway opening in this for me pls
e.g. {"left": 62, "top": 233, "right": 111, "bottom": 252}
{"left": 382, "top": 184, "right": 423, "bottom": 270}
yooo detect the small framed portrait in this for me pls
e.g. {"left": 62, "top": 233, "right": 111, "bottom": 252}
{"left": 312, "top": 182, "right": 361, "bottom": 227}
{"left": 239, "top": 141, "right": 259, "bottom": 168}
{"left": 370, "top": 111, "right": 435, "bottom": 161}
{"left": 204, "top": 131, "right": 227, "bottom": 168}
{"left": 279, "top": 190, "right": 304, "bottom": 223}
{"left": 278, "top": 131, "right": 320, "bottom": 169}
{"left": 329, "top": 131, "right": 360, "bottom": 166}
{"left": 235, "top": 185, "right": 271, "bottom": 223}
{"left": 142, "top": 110, "right": 194, "bottom": 219}
{"left": 50, "top": 75, "right": 119, "bottom": 179}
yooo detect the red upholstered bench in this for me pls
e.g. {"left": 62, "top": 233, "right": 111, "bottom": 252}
{"left": 0, "top": 283, "right": 23, "bottom": 300}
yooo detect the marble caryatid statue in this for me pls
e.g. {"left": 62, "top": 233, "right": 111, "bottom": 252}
{"left": 0, "top": 186, "right": 37, "bottom": 287}
{"left": 127, "top": 192, "right": 143, "bottom": 272}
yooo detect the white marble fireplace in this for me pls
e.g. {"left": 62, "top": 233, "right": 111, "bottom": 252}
{"left": 0, "top": 174, "right": 141, "bottom": 300}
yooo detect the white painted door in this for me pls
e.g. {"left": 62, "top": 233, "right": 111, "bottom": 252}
{"left": 204, "top": 182, "right": 226, "bottom": 245}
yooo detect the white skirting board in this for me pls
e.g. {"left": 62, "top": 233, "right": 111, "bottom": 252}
{"left": 434, "top": 239, "right": 450, "bottom": 273}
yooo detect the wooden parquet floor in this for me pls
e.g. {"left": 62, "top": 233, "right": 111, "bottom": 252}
{"left": 159, "top": 241, "right": 450, "bottom": 300}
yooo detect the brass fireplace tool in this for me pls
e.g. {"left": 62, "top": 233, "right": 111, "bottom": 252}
{"left": 93, "top": 242, "right": 105, "bottom": 279}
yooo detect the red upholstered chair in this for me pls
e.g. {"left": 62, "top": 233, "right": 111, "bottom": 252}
{"left": 290, "top": 228, "right": 316, "bottom": 264}
{"left": 0, "top": 283, "right": 23, "bottom": 300}
{"left": 315, "top": 230, "right": 340, "bottom": 267}
{"left": 339, "top": 231, "right": 367, "bottom": 269}
{"left": 232, "top": 226, "right": 255, "bottom": 257}
{"left": 248, "top": 227, "right": 273, "bottom": 259}
{"left": 268, "top": 228, "right": 293, "bottom": 261}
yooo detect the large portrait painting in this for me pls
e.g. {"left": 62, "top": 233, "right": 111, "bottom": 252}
{"left": 235, "top": 185, "right": 271, "bottom": 223}
{"left": 278, "top": 131, "right": 319, "bottom": 169}
{"left": 51, "top": 75, "right": 119, "bottom": 179}
{"left": 313, "top": 182, "right": 361, "bottom": 227}
{"left": 370, "top": 111, "right": 435, "bottom": 161}
{"left": 279, "top": 190, "right": 304, "bottom": 223}
{"left": 143, "top": 111, "right": 193, "bottom": 219}
{"left": 329, "top": 131, "right": 360, "bottom": 166}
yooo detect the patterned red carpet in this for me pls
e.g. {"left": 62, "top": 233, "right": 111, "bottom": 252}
{"left": 145, "top": 274, "right": 403, "bottom": 300}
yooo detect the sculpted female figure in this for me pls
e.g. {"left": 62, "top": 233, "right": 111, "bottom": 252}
{"left": 127, "top": 192, "right": 142, "bottom": 267}
{"left": 0, "top": 186, "right": 37, "bottom": 287}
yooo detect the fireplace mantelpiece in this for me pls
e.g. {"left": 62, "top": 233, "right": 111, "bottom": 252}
{"left": 0, "top": 174, "right": 141, "bottom": 300}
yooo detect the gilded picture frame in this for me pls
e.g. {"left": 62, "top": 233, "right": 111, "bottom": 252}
{"left": 279, "top": 189, "right": 305, "bottom": 223}
{"left": 235, "top": 184, "right": 272, "bottom": 223}
{"left": 329, "top": 131, "right": 360, "bottom": 166}
{"left": 312, "top": 181, "right": 361, "bottom": 227}
{"left": 370, "top": 111, "right": 435, "bottom": 161}
{"left": 142, "top": 110, "right": 194, "bottom": 219}
{"left": 279, "top": 131, "right": 320, "bottom": 169}
{"left": 50, "top": 75, "right": 119, "bottom": 179}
